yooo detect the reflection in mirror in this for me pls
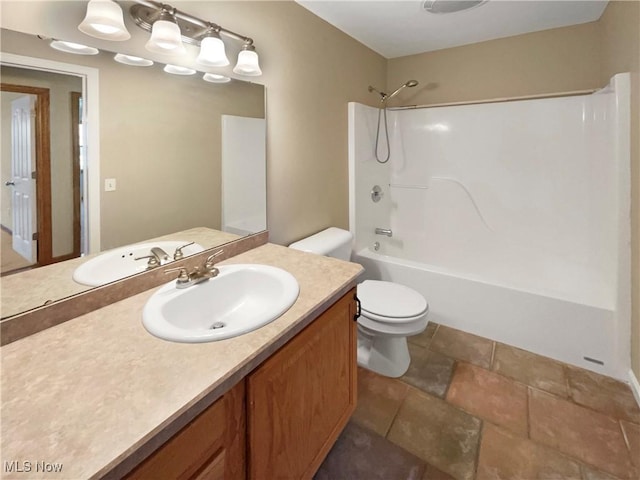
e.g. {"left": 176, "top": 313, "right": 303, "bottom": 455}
{"left": 1, "top": 67, "right": 83, "bottom": 271}
{"left": 1, "top": 227, "right": 242, "bottom": 319}
{"left": 0, "top": 28, "right": 266, "bottom": 319}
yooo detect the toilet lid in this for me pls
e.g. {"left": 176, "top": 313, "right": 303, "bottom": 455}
{"left": 358, "top": 280, "right": 428, "bottom": 319}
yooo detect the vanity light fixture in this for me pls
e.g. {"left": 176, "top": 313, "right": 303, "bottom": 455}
{"left": 49, "top": 40, "right": 99, "bottom": 55}
{"left": 203, "top": 73, "right": 231, "bottom": 84}
{"left": 128, "top": 0, "right": 262, "bottom": 76}
{"left": 163, "top": 64, "right": 196, "bottom": 75}
{"left": 114, "top": 53, "right": 153, "bottom": 66}
{"left": 144, "top": 5, "right": 186, "bottom": 55}
{"left": 78, "top": 0, "right": 131, "bottom": 41}
{"left": 196, "top": 28, "right": 229, "bottom": 67}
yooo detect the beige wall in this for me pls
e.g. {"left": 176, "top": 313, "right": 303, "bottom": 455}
{"left": 1, "top": 67, "right": 82, "bottom": 257}
{"left": 387, "top": 3, "right": 640, "bottom": 381}
{"left": 599, "top": 0, "right": 640, "bottom": 382}
{"left": 96, "top": 58, "right": 264, "bottom": 249}
{"left": 387, "top": 22, "right": 602, "bottom": 106}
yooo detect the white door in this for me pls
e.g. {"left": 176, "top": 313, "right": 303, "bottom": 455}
{"left": 10, "top": 95, "right": 37, "bottom": 262}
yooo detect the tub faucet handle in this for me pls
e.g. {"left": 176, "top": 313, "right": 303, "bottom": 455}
{"left": 375, "top": 228, "right": 393, "bottom": 237}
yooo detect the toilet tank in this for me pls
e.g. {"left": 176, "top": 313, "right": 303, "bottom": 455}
{"left": 289, "top": 227, "right": 353, "bottom": 261}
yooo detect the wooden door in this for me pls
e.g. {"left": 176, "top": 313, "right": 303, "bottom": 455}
{"left": 247, "top": 289, "right": 357, "bottom": 479}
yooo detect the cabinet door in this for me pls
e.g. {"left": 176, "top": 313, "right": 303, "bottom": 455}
{"left": 247, "top": 289, "right": 357, "bottom": 480}
{"left": 125, "top": 380, "right": 245, "bottom": 480}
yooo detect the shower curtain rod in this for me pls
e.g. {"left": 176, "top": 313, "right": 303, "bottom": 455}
{"left": 387, "top": 88, "right": 599, "bottom": 110}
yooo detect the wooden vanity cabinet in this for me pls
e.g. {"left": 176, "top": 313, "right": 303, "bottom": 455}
{"left": 247, "top": 288, "right": 358, "bottom": 479}
{"left": 124, "top": 288, "right": 356, "bottom": 480}
{"left": 125, "top": 381, "right": 246, "bottom": 480}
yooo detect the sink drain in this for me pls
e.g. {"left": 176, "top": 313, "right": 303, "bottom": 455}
{"left": 210, "top": 322, "right": 225, "bottom": 329}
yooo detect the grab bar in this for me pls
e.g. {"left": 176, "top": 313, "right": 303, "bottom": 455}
{"left": 375, "top": 228, "right": 393, "bottom": 237}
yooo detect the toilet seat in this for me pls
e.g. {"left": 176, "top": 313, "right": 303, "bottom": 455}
{"left": 360, "top": 307, "right": 429, "bottom": 324}
{"left": 358, "top": 280, "right": 428, "bottom": 322}
{"left": 357, "top": 280, "right": 429, "bottom": 337}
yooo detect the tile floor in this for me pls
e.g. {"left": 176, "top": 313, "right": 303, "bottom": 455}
{"left": 315, "top": 323, "right": 640, "bottom": 480}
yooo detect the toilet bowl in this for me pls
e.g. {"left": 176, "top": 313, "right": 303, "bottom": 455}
{"left": 356, "top": 280, "right": 428, "bottom": 377}
{"left": 289, "top": 227, "right": 429, "bottom": 378}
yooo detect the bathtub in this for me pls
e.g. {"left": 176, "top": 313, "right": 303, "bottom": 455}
{"left": 352, "top": 246, "right": 620, "bottom": 379}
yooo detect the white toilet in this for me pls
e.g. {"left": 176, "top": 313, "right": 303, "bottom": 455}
{"left": 289, "top": 227, "right": 429, "bottom": 378}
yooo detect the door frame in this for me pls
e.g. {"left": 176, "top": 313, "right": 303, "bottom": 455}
{"left": 1, "top": 83, "right": 52, "bottom": 265}
{"left": 70, "top": 91, "right": 82, "bottom": 260}
{"left": 0, "top": 53, "right": 101, "bottom": 254}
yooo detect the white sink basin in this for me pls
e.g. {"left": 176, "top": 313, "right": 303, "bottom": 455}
{"left": 142, "top": 264, "right": 299, "bottom": 343}
{"left": 72, "top": 241, "right": 204, "bottom": 286}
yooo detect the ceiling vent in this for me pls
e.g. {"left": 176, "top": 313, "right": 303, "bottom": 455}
{"left": 422, "top": 0, "right": 488, "bottom": 14}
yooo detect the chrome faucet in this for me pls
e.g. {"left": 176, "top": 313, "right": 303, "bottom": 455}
{"left": 375, "top": 228, "right": 393, "bottom": 237}
{"left": 165, "top": 249, "right": 224, "bottom": 289}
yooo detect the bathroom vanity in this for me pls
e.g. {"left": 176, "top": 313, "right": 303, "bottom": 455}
{"left": 0, "top": 243, "right": 362, "bottom": 479}
{"left": 126, "top": 290, "right": 356, "bottom": 479}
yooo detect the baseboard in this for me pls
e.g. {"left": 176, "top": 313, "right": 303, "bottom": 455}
{"left": 629, "top": 368, "right": 640, "bottom": 409}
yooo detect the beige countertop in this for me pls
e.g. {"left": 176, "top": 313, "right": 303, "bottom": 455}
{"left": 0, "top": 243, "right": 362, "bottom": 479}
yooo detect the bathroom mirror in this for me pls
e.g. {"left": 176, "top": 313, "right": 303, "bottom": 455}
{"left": 0, "top": 26, "right": 266, "bottom": 319}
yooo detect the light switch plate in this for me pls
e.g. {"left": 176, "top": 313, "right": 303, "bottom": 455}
{"left": 105, "top": 178, "right": 116, "bottom": 192}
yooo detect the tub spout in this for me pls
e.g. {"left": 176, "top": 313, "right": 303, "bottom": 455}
{"left": 375, "top": 228, "right": 393, "bottom": 237}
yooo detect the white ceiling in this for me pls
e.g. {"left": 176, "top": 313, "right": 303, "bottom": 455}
{"left": 295, "top": 0, "right": 609, "bottom": 58}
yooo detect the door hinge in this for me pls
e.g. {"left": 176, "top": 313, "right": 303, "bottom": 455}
{"left": 31, "top": 171, "right": 36, "bottom": 180}
{"left": 32, "top": 232, "right": 39, "bottom": 241}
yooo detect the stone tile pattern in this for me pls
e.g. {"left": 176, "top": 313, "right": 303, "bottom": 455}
{"left": 318, "top": 323, "right": 640, "bottom": 480}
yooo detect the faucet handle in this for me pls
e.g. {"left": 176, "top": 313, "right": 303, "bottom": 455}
{"left": 204, "top": 249, "right": 224, "bottom": 269}
{"left": 173, "top": 241, "right": 195, "bottom": 260}
{"left": 202, "top": 249, "right": 224, "bottom": 278}
{"left": 164, "top": 267, "right": 190, "bottom": 286}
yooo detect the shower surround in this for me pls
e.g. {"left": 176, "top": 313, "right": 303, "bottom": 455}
{"left": 348, "top": 74, "right": 630, "bottom": 380}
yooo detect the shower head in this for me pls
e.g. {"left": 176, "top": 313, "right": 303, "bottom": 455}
{"left": 368, "top": 80, "right": 419, "bottom": 104}
{"left": 387, "top": 79, "right": 419, "bottom": 101}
